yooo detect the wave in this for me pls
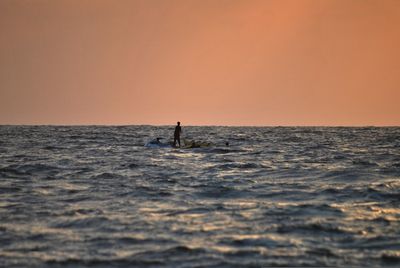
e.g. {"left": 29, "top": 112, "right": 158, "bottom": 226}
{"left": 1, "top": 126, "right": 399, "bottom": 267}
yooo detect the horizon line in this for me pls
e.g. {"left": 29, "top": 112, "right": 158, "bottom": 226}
{"left": 1, "top": 124, "right": 399, "bottom": 128}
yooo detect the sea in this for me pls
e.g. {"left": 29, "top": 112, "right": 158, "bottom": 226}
{"left": 0, "top": 125, "right": 399, "bottom": 267}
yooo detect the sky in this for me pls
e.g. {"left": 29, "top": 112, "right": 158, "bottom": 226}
{"left": 1, "top": 0, "right": 399, "bottom": 126}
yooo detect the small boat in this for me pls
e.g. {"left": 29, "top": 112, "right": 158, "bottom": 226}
{"left": 144, "top": 138, "right": 172, "bottom": 148}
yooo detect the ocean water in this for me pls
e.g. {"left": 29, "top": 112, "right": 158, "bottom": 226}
{"left": 0, "top": 126, "right": 399, "bottom": 267}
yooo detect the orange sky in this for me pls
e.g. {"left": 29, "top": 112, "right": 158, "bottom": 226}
{"left": 1, "top": 0, "right": 399, "bottom": 126}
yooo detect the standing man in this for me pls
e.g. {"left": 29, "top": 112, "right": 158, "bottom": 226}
{"left": 174, "top": 121, "right": 182, "bottom": 147}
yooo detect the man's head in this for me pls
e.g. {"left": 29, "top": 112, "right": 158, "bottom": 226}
{"left": 177, "top": 122, "right": 180, "bottom": 126}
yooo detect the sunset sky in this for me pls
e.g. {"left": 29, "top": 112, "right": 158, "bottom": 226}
{"left": 1, "top": 0, "right": 399, "bottom": 126}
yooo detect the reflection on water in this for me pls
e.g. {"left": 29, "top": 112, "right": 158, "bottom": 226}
{"left": 0, "top": 126, "right": 399, "bottom": 267}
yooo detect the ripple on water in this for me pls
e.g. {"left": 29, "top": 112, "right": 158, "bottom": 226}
{"left": 0, "top": 126, "right": 399, "bottom": 267}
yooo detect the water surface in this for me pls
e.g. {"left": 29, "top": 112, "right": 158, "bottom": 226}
{"left": 0, "top": 126, "right": 399, "bottom": 267}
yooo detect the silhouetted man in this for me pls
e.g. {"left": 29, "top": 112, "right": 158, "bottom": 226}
{"left": 174, "top": 121, "right": 182, "bottom": 147}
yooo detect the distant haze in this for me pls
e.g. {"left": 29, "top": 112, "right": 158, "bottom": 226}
{"left": 1, "top": 0, "right": 399, "bottom": 126}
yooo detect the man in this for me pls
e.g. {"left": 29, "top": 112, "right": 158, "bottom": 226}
{"left": 173, "top": 121, "right": 182, "bottom": 147}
